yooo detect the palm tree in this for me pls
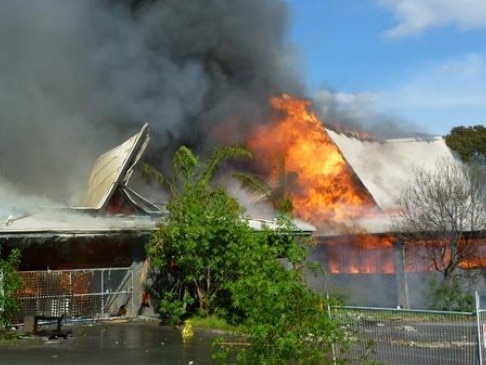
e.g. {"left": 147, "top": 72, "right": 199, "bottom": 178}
{"left": 234, "top": 153, "right": 295, "bottom": 214}
{"left": 143, "top": 144, "right": 253, "bottom": 196}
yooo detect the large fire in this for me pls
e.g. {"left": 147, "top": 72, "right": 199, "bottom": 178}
{"left": 247, "top": 94, "right": 378, "bottom": 226}
{"left": 325, "top": 234, "right": 395, "bottom": 274}
{"left": 246, "top": 94, "right": 486, "bottom": 276}
{"left": 244, "top": 94, "right": 395, "bottom": 275}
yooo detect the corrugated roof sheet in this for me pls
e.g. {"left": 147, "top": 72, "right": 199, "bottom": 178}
{"left": 0, "top": 209, "right": 158, "bottom": 235}
{"left": 0, "top": 210, "right": 314, "bottom": 236}
{"left": 81, "top": 123, "right": 150, "bottom": 210}
{"left": 327, "top": 130, "right": 459, "bottom": 211}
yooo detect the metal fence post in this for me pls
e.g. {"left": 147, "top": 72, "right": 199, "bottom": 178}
{"left": 130, "top": 269, "right": 134, "bottom": 319}
{"left": 101, "top": 270, "right": 105, "bottom": 318}
{"left": 477, "top": 291, "right": 483, "bottom": 365}
{"left": 326, "top": 292, "right": 337, "bottom": 365}
{"left": 69, "top": 271, "right": 73, "bottom": 318}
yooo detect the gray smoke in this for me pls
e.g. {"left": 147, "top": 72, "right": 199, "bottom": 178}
{"left": 0, "top": 0, "right": 304, "bottom": 205}
{"left": 312, "top": 89, "right": 428, "bottom": 140}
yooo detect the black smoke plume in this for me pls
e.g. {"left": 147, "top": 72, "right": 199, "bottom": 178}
{"left": 0, "top": 0, "right": 304, "bottom": 204}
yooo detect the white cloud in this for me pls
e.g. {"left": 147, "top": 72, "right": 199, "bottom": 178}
{"left": 384, "top": 54, "right": 486, "bottom": 107}
{"left": 379, "top": 53, "right": 486, "bottom": 134}
{"left": 313, "top": 54, "right": 486, "bottom": 137}
{"left": 376, "top": 0, "right": 486, "bottom": 38}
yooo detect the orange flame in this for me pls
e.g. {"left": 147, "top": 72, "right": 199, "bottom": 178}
{"left": 246, "top": 94, "right": 378, "bottom": 226}
{"left": 324, "top": 235, "right": 395, "bottom": 274}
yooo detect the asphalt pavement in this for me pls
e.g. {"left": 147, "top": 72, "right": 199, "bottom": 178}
{"left": 0, "top": 320, "right": 219, "bottom": 365}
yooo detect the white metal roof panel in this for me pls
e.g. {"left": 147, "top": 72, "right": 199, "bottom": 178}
{"left": 0, "top": 209, "right": 158, "bottom": 234}
{"left": 0, "top": 211, "right": 312, "bottom": 236}
{"left": 81, "top": 124, "right": 150, "bottom": 209}
{"left": 327, "top": 130, "right": 458, "bottom": 211}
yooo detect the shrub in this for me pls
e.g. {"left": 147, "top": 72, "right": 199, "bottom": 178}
{"left": 0, "top": 248, "right": 22, "bottom": 328}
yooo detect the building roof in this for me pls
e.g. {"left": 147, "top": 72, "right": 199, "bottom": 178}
{"left": 81, "top": 123, "right": 151, "bottom": 210}
{"left": 0, "top": 210, "right": 315, "bottom": 236}
{"left": 327, "top": 130, "right": 458, "bottom": 211}
{"left": 246, "top": 217, "right": 316, "bottom": 235}
{"left": 0, "top": 123, "right": 315, "bottom": 237}
{"left": 0, "top": 209, "right": 157, "bottom": 237}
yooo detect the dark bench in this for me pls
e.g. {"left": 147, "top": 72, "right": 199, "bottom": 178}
{"left": 24, "top": 314, "right": 65, "bottom": 337}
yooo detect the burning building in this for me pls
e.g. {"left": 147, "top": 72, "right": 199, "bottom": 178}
{"left": 0, "top": 1, "right": 482, "bottom": 314}
{"left": 245, "top": 94, "right": 486, "bottom": 308}
{"left": 0, "top": 123, "right": 315, "bottom": 320}
{"left": 1, "top": 124, "right": 159, "bottom": 271}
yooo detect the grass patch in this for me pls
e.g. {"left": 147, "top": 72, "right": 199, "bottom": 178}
{"left": 189, "top": 315, "right": 239, "bottom": 333}
{"left": 0, "top": 331, "right": 43, "bottom": 347}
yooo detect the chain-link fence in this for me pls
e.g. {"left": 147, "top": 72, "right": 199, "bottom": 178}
{"left": 330, "top": 305, "right": 478, "bottom": 365}
{"left": 15, "top": 268, "right": 133, "bottom": 323}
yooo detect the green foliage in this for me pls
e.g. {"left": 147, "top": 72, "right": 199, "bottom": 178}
{"left": 146, "top": 144, "right": 256, "bottom": 318}
{"left": 428, "top": 275, "right": 474, "bottom": 312}
{"left": 158, "top": 291, "right": 194, "bottom": 326}
{"left": 143, "top": 144, "right": 252, "bottom": 197}
{"left": 234, "top": 153, "right": 296, "bottom": 214}
{"left": 148, "top": 184, "right": 254, "bottom": 318}
{"left": 0, "top": 249, "right": 22, "bottom": 328}
{"left": 211, "top": 215, "right": 350, "bottom": 364}
{"left": 147, "top": 145, "right": 352, "bottom": 364}
{"left": 217, "top": 268, "right": 344, "bottom": 365}
{"left": 444, "top": 125, "right": 486, "bottom": 163}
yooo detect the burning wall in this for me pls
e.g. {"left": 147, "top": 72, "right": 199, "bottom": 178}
{"left": 243, "top": 93, "right": 484, "bottom": 305}
{"left": 4, "top": 233, "right": 149, "bottom": 271}
{"left": 322, "top": 234, "right": 395, "bottom": 275}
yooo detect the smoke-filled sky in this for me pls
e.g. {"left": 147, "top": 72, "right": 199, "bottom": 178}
{"left": 286, "top": 0, "right": 486, "bottom": 137}
{"left": 0, "top": 0, "right": 306, "bottom": 206}
{"left": 2, "top": 0, "right": 483, "bottom": 211}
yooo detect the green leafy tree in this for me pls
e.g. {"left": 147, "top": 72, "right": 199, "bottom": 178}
{"left": 146, "top": 145, "right": 357, "bottom": 364}
{"left": 0, "top": 248, "right": 22, "bottom": 329}
{"left": 445, "top": 125, "right": 486, "bottom": 163}
{"left": 215, "top": 215, "right": 348, "bottom": 365}
{"left": 145, "top": 144, "right": 254, "bottom": 320}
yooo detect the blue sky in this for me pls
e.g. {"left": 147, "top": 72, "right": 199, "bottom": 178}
{"left": 284, "top": 0, "right": 486, "bottom": 137}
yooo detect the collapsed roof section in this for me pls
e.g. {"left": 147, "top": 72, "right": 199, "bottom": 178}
{"left": 80, "top": 123, "right": 160, "bottom": 216}
{"left": 0, "top": 123, "right": 162, "bottom": 236}
{"left": 0, "top": 123, "right": 315, "bottom": 236}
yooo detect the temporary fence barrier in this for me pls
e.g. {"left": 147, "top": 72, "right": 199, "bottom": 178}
{"left": 330, "top": 304, "right": 479, "bottom": 365}
{"left": 15, "top": 267, "right": 133, "bottom": 323}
